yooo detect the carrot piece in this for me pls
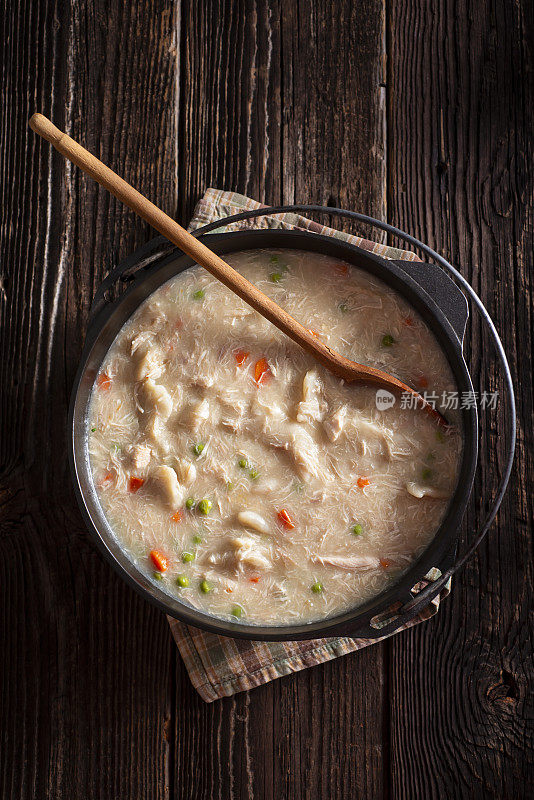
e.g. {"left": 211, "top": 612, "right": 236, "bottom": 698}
{"left": 128, "top": 476, "right": 145, "bottom": 493}
{"left": 249, "top": 576, "right": 260, "bottom": 583}
{"left": 254, "top": 357, "right": 271, "bottom": 384}
{"left": 150, "top": 550, "right": 169, "bottom": 572}
{"left": 404, "top": 316, "right": 414, "bottom": 327}
{"left": 225, "top": 587, "right": 233, "bottom": 593}
{"left": 416, "top": 374, "right": 429, "bottom": 389}
{"left": 97, "top": 372, "right": 111, "bottom": 391}
{"left": 99, "top": 471, "right": 115, "bottom": 489}
{"left": 277, "top": 508, "right": 295, "bottom": 529}
{"left": 332, "top": 262, "right": 349, "bottom": 276}
{"left": 171, "top": 509, "right": 183, "bottom": 522}
{"left": 357, "top": 477, "right": 370, "bottom": 488}
{"left": 234, "top": 349, "right": 250, "bottom": 367}
{"left": 379, "top": 558, "right": 391, "bottom": 569}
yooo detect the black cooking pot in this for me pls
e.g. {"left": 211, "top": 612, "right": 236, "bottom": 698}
{"left": 69, "top": 229, "right": 478, "bottom": 640}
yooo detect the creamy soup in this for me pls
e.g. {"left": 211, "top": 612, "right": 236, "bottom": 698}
{"left": 88, "top": 249, "right": 462, "bottom": 625}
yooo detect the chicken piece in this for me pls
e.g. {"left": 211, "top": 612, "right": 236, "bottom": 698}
{"left": 138, "top": 378, "right": 173, "bottom": 419}
{"left": 128, "top": 443, "right": 152, "bottom": 472}
{"left": 203, "top": 570, "right": 239, "bottom": 594}
{"left": 243, "top": 413, "right": 330, "bottom": 484}
{"left": 144, "top": 413, "right": 170, "bottom": 454}
{"left": 153, "top": 465, "right": 184, "bottom": 508}
{"left": 406, "top": 481, "right": 450, "bottom": 499}
{"left": 237, "top": 510, "right": 270, "bottom": 534}
{"left": 295, "top": 369, "right": 326, "bottom": 423}
{"left": 175, "top": 458, "right": 197, "bottom": 486}
{"left": 135, "top": 345, "right": 165, "bottom": 382}
{"left": 289, "top": 425, "right": 331, "bottom": 482}
{"left": 228, "top": 301, "right": 253, "bottom": 321}
{"left": 130, "top": 331, "right": 153, "bottom": 356}
{"left": 228, "top": 536, "right": 272, "bottom": 571}
{"left": 189, "top": 398, "right": 210, "bottom": 431}
{"left": 349, "top": 413, "right": 391, "bottom": 457}
{"left": 192, "top": 374, "right": 215, "bottom": 390}
{"left": 249, "top": 477, "right": 280, "bottom": 495}
{"left": 323, "top": 406, "right": 347, "bottom": 442}
{"left": 346, "top": 287, "right": 383, "bottom": 312}
{"left": 311, "top": 554, "right": 380, "bottom": 571}
{"left": 218, "top": 392, "right": 248, "bottom": 432}
{"left": 383, "top": 437, "right": 413, "bottom": 462}
{"left": 252, "top": 395, "right": 285, "bottom": 421}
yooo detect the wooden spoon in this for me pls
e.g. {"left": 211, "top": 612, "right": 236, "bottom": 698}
{"left": 29, "top": 113, "right": 447, "bottom": 427}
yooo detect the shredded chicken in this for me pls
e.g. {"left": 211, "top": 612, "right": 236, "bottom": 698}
{"left": 130, "top": 331, "right": 154, "bottom": 355}
{"left": 175, "top": 458, "right": 197, "bottom": 486}
{"left": 189, "top": 398, "right": 210, "bottom": 431}
{"left": 311, "top": 554, "right": 381, "bottom": 571}
{"left": 228, "top": 536, "right": 272, "bottom": 570}
{"left": 295, "top": 369, "right": 326, "bottom": 423}
{"left": 288, "top": 425, "right": 331, "bottom": 482}
{"left": 323, "top": 406, "right": 347, "bottom": 442}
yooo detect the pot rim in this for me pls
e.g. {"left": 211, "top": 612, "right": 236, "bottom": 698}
{"left": 69, "top": 229, "right": 478, "bottom": 640}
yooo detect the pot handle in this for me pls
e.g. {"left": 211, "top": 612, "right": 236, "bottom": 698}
{"left": 341, "top": 551, "right": 456, "bottom": 640}
{"left": 88, "top": 236, "right": 172, "bottom": 327}
{"left": 392, "top": 260, "right": 469, "bottom": 344}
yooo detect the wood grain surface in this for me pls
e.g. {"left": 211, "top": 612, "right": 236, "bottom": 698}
{"left": 1, "top": 1, "right": 532, "bottom": 799}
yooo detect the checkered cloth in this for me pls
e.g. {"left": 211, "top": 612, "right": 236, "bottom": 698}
{"left": 168, "top": 189, "right": 450, "bottom": 702}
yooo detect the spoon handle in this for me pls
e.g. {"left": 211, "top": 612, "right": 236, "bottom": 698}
{"left": 29, "top": 113, "right": 355, "bottom": 380}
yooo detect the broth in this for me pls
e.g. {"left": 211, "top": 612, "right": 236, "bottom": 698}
{"left": 88, "top": 249, "right": 461, "bottom": 625}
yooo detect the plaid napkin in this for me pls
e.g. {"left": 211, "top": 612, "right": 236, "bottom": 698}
{"left": 168, "top": 188, "right": 450, "bottom": 702}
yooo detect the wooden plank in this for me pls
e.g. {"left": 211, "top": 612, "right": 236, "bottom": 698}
{"left": 0, "top": 1, "right": 179, "bottom": 798}
{"left": 387, "top": 0, "right": 534, "bottom": 797}
{"left": 176, "top": 2, "right": 387, "bottom": 798}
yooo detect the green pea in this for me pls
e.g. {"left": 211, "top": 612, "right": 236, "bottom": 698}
{"left": 182, "top": 552, "right": 195, "bottom": 563}
{"left": 153, "top": 571, "right": 164, "bottom": 581}
{"left": 198, "top": 498, "right": 212, "bottom": 515}
{"left": 249, "top": 468, "right": 260, "bottom": 481}
{"left": 231, "top": 604, "right": 244, "bottom": 618}
{"left": 192, "top": 289, "right": 205, "bottom": 300}
{"left": 238, "top": 458, "right": 248, "bottom": 469}
{"left": 226, "top": 481, "right": 234, "bottom": 492}
{"left": 192, "top": 534, "right": 202, "bottom": 545}
{"left": 185, "top": 497, "right": 196, "bottom": 510}
{"left": 338, "top": 302, "right": 348, "bottom": 313}
{"left": 421, "top": 467, "right": 432, "bottom": 481}
{"left": 381, "top": 334, "right": 395, "bottom": 347}
{"left": 311, "top": 581, "right": 324, "bottom": 594}
{"left": 90, "top": 427, "right": 96, "bottom": 433}
{"left": 176, "top": 575, "right": 190, "bottom": 588}
{"left": 199, "top": 579, "right": 212, "bottom": 594}
{"left": 270, "top": 272, "right": 283, "bottom": 283}
{"left": 352, "top": 523, "right": 363, "bottom": 536}
{"left": 192, "top": 442, "right": 205, "bottom": 456}
{"left": 436, "top": 430, "right": 446, "bottom": 443}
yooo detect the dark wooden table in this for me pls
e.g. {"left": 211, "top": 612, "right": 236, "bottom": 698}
{"left": 1, "top": 1, "right": 532, "bottom": 797}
